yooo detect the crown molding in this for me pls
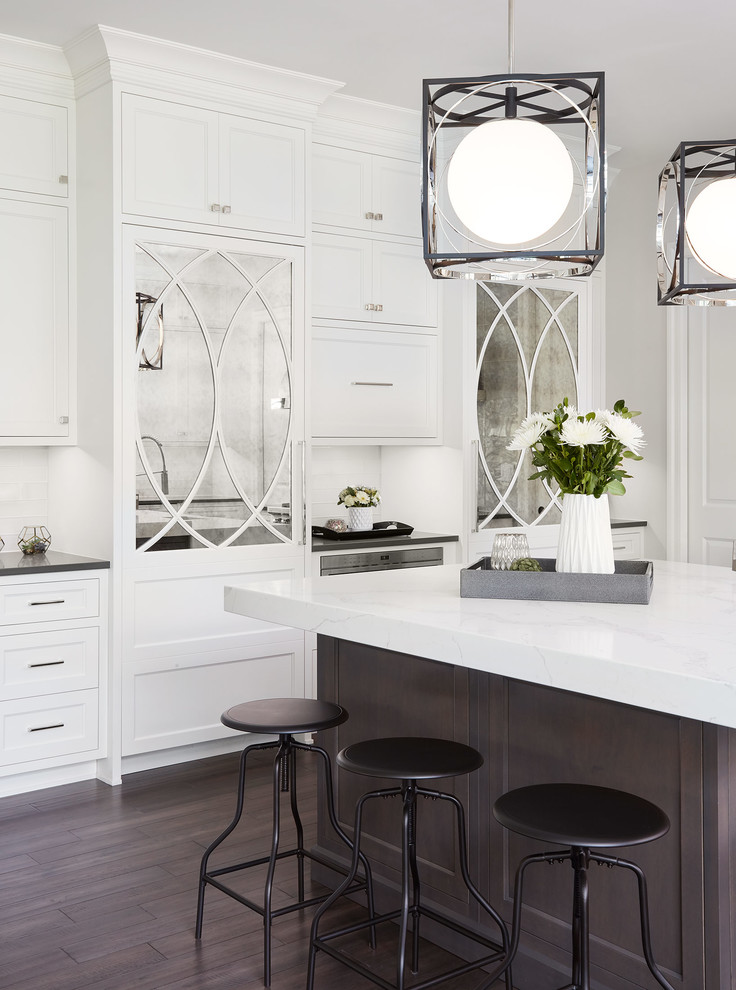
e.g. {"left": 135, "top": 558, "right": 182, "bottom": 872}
{"left": 314, "top": 93, "right": 420, "bottom": 158}
{"left": 64, "top": 25, "right": 343, "bottom": 120}
{"left": 0, "top": 32, "right": 74, "bottom": 100}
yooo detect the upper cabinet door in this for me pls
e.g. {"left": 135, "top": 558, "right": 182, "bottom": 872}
{"left": 122, "top": 95, "right": 305, "bottom": 236}
{"left": 0, "top": 95, "right": 68, "bottom": 198}
{"left": 371, "top": 157, "right": 421, "bottom": 239}
{"left": 373, "top": 241, "right": 438, "bottom": 327}
{"left": 219, "top": 114, "right": 305, "bottom": 236}
{"left": 122, "top": 96, "right": 218, "bottom": 224}
{"left": 312, "top": 232, "right": 373, "bottom": 322}
{"left": 0, "top": 200, "right": 69, "bottom": 439}
{"left": 313, "top": 145, "right": 420, "bottom": 238}
{"left": 312, "top": 145, "right": 373, "bottom": 232}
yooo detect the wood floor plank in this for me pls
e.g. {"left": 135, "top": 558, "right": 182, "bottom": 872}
{"left": 0, "top": 749, "right": 500, "bottom": 990}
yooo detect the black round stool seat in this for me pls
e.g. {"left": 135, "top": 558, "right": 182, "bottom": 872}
{"left": 221, "top": 698, "right": 347, "bottom": 735}
{"left": 337, "top": 736, "right": 483, "bottom": 780}
{"left": 493, "top": 782, "right": 670, "bottom": 849}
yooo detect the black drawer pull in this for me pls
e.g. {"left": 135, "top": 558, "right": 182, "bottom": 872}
{"left": 28, "top": 599, "right": 66, "bottom": 607}
{"left": 28, "top": 660, "right": 65, "bottom": 669}
{"left": 28, "top": 723, "right": 64, "bottom": 732}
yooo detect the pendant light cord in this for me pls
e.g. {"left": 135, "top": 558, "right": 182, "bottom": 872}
{"left": 508, "top": 0, "right": 515, "bottom": 74}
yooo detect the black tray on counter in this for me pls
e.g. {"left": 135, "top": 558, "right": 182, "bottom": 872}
{"left": 312, "top": 521, "right": 414, "bottom": 541}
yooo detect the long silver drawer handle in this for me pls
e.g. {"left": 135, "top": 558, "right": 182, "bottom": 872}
{"left": 351, "top": 381, "right": 394, "bottom": 387}
{"left": 28, "top": 599, "right": 66, "bottom": 606}
{"left": 28, "top": 723, "right": 65, "bottom": 732}
{"left": 28, "top": 660, "right": 65, "bottom": 668}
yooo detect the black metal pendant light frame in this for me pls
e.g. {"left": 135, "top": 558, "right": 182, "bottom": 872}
{"left": 657, "top": 140, "right": 736, "bottom": 306}
{"left": 422, "top": 66, "right": 605, "bottom": 281}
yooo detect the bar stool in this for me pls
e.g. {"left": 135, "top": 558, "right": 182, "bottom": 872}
{"left": 307, "top": 736, "right": 512, "bottom": 990}
{"left": 485, "top": 782, "right": 676, "bottom": 990}
{"left": 195, "top": 698, "right": 374, "bottom": 987}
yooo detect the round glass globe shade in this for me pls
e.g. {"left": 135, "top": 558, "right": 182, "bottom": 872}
{"left": 447, "top": 118, "right": 574, "bottom": 245}
{"left": 686, "top": 177, "right": 736, "bottom": 279}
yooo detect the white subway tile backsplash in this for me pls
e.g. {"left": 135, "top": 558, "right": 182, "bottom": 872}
{"left": 0, "top": 448, "right": 49, "bottom": 551}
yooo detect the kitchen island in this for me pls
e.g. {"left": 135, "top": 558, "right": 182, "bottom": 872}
{"left": 225, "top": 561, "right": 736, "bottom": 990}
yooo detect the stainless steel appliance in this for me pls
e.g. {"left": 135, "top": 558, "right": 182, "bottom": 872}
{"left": 320, "top": 545, "right": 443, "bottom": 576}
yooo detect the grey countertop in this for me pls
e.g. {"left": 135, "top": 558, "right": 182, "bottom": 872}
{"left": 0, "top": 550, "right": 110, "bottom": 577}
{"left": 311, "top": 530, "right": 459, "bottom": 552}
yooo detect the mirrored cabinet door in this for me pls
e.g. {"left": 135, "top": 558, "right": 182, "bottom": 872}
{"left": 132, "top": 231, "right": 301, "bottom": 552}
{"left": 475, "top": 281, "right": 588, "bottom": 533}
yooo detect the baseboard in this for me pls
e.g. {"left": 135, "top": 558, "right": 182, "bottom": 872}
{"left": 121, "top": 733, "right": 276, "bottom": 776}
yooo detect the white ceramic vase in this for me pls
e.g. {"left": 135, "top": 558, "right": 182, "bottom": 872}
{"left": 556, "top": 493, "right": 615, "bottom": 574}
{"left": 348, "top": 506, "right": 373, "bottom": 531}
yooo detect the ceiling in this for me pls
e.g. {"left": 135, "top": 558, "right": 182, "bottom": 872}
{"left": 1, "top": 0, "right": 733, "bottom": 168}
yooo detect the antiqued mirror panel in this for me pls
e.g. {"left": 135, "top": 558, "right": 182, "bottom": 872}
{"left": 134, "top": 238, "right": 295, "bottom": 551}
{"left": 476, "top": 283, "right": 581, "bottom": 529}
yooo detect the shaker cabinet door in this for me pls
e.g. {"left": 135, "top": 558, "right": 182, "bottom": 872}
{"left": 312, "top": 232, "right": 373, "bottom": 321}
{"left": 313, "top": 145, "right": 420, "bottom": 238}
{"left": 0, "top": 94, "right": 68, "bottom": 198}
{"left": 122, "top": 95, "right": 219, "bottom": 223}
{"left": 373, "top": 240, "right": 438, "bottom": 327}
{"left": 371, "top": 156, "right": 421, "bottom": 238}
{"left": 122, "top": 95, "right": 305, "bottom": 236}
{"left": 312, "top": 233, "right": 437, "bottom": 327}
{"left": 312, "top": 145, "right": 373, "bottom": 232}
{"left": 220, "top": 113, "right": 305, "bottom": 236}
{"left": 0, "top": 199, "right": 69, "bottom": 439}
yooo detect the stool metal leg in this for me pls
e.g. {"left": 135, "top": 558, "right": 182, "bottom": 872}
{"left": 406, "top": 786, "right": 421, "bottom": 976}
{"left": 195, "top": 739, "right": 277, "bottom": 939}
{"left": 303, "top": 739, "right": 376, "bottom": 945}
{"left": 262, "top": 738, "right": 291, "bottom": 987}
{"left": 570, "top": 847, "right": 590, "bottom": 990}
{"left": 592, "top": 852, "right": 677, "bottom": 990}
{"left": 397, "top": 781, "right": 420, "bottom": 988}
{"left": 477, "top": 849, "right": 570, "bottom": 990}
{"left": 425, "top": 787, "right": 513, "bottom": 990}
{"left": 308, "top": 787, "right": 397, "bottom": 990}
{"left": 285, "top": 737, "right": 305, "bottom": 902}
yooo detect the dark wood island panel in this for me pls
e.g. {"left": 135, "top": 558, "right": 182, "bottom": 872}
{"left": 315, "top": 634, "right": 735, "bottom": 990}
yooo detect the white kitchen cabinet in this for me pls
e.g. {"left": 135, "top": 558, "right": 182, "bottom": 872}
{"left": 0, "top": 94, "right": 68, "bottom": 198}
{"left": 0, "top": 567, "right": 108, "bottom": 789}
{"left": 0, "top": 198, "right": 70, "bottom": 440}
{"left": 311, "top": 326, "right": 438, "bottom": 440}
{"left": 313, "top": 144, "right": 420, "bottom": 238}
{"left": 122, "top": 94, "right": 305, "bottom": 236}
{"left": 313, "top": 231, "right": 437, "bottom": 327}
{"left": 611, "top": 526, "right": 645, "bottom": 559}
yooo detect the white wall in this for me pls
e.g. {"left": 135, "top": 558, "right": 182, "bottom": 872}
{"left": 604, "top": 163, "right": 668, "bottom": 559}
{"left": 310, "top": 446, "right": 382, "bottom": 526}
{"left": 0, "top": 448, "right": 49, "bottom": 552}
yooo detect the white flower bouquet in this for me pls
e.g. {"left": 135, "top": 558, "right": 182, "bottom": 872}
{"left": 507, "top": 398, "right": 645, "bottom": 498}
{"left": 337, "top": 485, "right": 381, "bottom": 508}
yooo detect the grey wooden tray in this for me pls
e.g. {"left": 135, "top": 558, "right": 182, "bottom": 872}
{"left": 460, "top": 558, "right": 654, "bottom": 604}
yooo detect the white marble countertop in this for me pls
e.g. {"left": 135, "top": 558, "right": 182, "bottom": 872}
{"left": 225, "top": 560, "right": 736, "bottom": 729}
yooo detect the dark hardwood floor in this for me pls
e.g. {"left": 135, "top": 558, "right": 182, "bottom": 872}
{"left": 0, "top": 749, "right": 495, "bottom": 990}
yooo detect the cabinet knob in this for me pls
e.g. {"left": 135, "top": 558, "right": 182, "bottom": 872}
{"left": 58, "top": 175, "right": 68, "bottom": 185}
{"left": 59, "top": 416, "right": 69, "bottom": 425}
{"left": 222, "top": 205, "right": 232, "bottom": 214}
{"left": 365, "top": 303, "right": 376, "bottom": 311}
{"left": 375, "top": 304, "right": 383, "bottom": 312}
{"left": 364, "top": 211, "right": 375, "bottom": 220}
{"left": 373, "top": 212, "right": 383, "bottom": 221}
{"left": 210, "top": 204, "right": 221, "bottom": 212}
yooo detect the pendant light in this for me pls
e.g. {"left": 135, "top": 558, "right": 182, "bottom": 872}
{"left": 422, "top": 0, "right": 605, "bottom": 281}
{"left": 657, "top": 141, "right": 736, "bottom": 305}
